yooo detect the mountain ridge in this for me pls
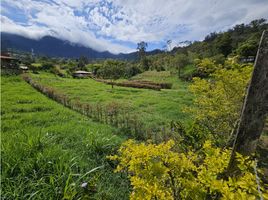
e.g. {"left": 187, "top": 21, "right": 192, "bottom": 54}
{"left": 0, "top": 32, "right": 162, "bottom": 60}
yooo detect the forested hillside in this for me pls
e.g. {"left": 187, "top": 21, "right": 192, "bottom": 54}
{"left": 173, "top": 18, "right": 268, "bottom": 58}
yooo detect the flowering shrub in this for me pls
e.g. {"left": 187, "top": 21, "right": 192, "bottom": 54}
{"left": 185, "top": 65, "right": 253, "bottom": 141}
{"left": 108, "top": 140, "right": 267, "bottom": 200}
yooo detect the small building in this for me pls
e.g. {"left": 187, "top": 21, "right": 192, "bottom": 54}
{"left": 0, "top": 54, "right": 21, "bottom": 74}
{"left": 72, "top": 70, "right": 92, "bottom": 78}
{"left": 0, "top": 54, "right": 19, "bottom": 68}
{"left": 19, "top": 65, "right": 29, "bottom": 73}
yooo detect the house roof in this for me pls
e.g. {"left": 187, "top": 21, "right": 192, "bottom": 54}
{"left": 19, "top": 66, "right": 28, "bottom": 70}
{"left": 73, "top": 71, "right": 91, "bottom": 74}
{"left": 0, "top": 55, "right": 18, "bottom": 60}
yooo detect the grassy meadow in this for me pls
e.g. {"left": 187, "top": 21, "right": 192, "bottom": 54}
{"left": 1, "top": 76, "right": 130, "bottom": 199}
{"left": 30, "top": 71, "right": 193, "bottom": 132}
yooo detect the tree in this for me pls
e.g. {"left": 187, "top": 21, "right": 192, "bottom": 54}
{"left": 77, "top": 56, "right": 88, "bottom": 70}
{"left": 250, "top": 18, "right": 266, "bottom": 30}
{"left": 237, "top": 40, "right": 258, "bottom": 57}
{"left": 99, "top": 60, "right": 125, "bottom": 88}
{"left": 125, "top": 63, "right": 142, "bottom": 78}
{"left": 42, "top": 62, "right": 54, "bottom": 70}
{"left": 137, "top": 41, "right": 147, "bottom": 58}
{"left": 137, "top": 41, "right": 149, "bottom": 71}
{"left": 233, "top": 23, "right": 245, "bottom": 35}
{"left": 215, "top": 32, "right": 233, "bottom": 57}
{"left": 204, "top": 32, "right": 218, "bottom": 42}
{"left": 21, "top": 53, "right": 33, "bottom": 66}
{"left": 174, "top": 54, "right": 189, "bottom": 78}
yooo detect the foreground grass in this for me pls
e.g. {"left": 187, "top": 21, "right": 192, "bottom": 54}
{"left": 30, "top": 71, "right": 193, "bottom": 132}
{"left": 1, "top": 76, "right": 129, "bottom": 199}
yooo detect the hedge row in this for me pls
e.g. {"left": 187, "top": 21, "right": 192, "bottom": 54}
{"left": 94, "top": 79, "right": 172, "bottom": 90}
{"left": 130, "top": 80, "right": 173, "bottom": 89}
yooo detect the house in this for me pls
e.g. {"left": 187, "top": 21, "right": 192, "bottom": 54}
{"left": 72, "top": 70, "right": 92, "bottom": 78}
{"left": 0, "top": 54, "right": 19, "bottom": 68}
{"left": 0, "top": 53, "right": 21, "bottom": 74}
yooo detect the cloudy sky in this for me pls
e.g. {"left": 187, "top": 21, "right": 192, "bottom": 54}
{"left": 1, "top": 0, "right": 268, "bottom": 53}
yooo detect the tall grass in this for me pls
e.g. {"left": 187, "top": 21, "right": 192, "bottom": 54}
{"left": 1, "top": 76, "right": 130, "bottom": 199}
{"left": 28, "top": 72, "right": 193, "bottom": 139}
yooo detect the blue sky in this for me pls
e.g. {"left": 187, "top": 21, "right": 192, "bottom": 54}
{"left": 1, "top": 0, "right": 268, "bottom": 54}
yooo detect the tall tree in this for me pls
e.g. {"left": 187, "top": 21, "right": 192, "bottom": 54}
{"left": 215, "top": 32, "right": 233, "bottom": 57}
{"left": 137, "top": 41, "right": 147, "bottom": 58}
{"left": 137, "top": 41, "right": 148, "bottom": 71}
{"left": 174, "top": 54, "right": 189, "bottom": 78}
{"left": 77, "top": 56, "right": 88, "bottom": 70}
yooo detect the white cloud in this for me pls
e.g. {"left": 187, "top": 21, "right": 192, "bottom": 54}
{"left": 1, "top": 15, "right": 50, "bottom": 39}
{"left": 1, "top": 0, "right": 268, "bottom": 53}
{"left": 1, "top": 0, "right": 133, "bottom": 53}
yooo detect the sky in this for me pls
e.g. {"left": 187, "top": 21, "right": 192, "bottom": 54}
{"left": 1, "top": 0, "right": 268, "bottom": 54}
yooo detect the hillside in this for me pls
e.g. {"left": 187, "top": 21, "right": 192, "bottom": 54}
{"left": 172, "top": 19, "right": 268, "bottom": 58}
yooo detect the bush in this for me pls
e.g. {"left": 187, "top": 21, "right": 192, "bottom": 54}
{"left": 194, "top": 58, "right": 219, "bottom": 77}
{"left": 42, "top": 62, "right": 54, "bottom": 70}
{"left": 50, "top": 66, "right": 66, "bottom": 77}
{"left": 125, "top": 64, "right": 142, "bottom": 78}
{"left": 185, "top": 64, "right": 253, "bottom": 143}
{"left": 109, "top": 140, "right": 268, "bottom": 200}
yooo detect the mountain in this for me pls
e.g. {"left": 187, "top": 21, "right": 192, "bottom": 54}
{"left": 0, "top": 32, "right": 161, "bottom": 60}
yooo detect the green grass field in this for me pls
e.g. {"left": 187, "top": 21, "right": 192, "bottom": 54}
{"left": 30, "top": 71, "right": 193, "bottom": 132}
{"left": 130, "top": 70, "right": 184, "bottom": 89}
{"left": 1, "top": 76, "right": 129, "bottom": 199}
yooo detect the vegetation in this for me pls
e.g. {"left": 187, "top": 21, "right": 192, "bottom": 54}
{"left": 109, "top": 139, "right": 268, "bottom": 200}
{"left": 1, "top": 19, "right": 267, "bottom": 200}
{"left": 27, "top": 71, "right": 192, "bottom": 141}
{"left": 1, "top": 76, "right": 129, "bottom": 199}
{"left": 185, "top": 60, "right": 253, "bottom": 143}
{"left": 97, "top": 60, "right": 125, "bottom": 88}
{"left": 173, "top": 19, "right": 267, "bottom": 58}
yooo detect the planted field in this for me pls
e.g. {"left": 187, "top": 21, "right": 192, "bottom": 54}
{"left": 1, "top": 76, "right": 129, "bottom": 199}
{"left": 130, "top": 70, "right": 184, "bottom": 89}
{"left": 30, "top": 71, "right": 193, "bottom": 133}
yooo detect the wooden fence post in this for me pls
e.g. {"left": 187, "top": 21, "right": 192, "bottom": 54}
{"left": 228, "top": 30, "right": 268, "bottom": 170}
